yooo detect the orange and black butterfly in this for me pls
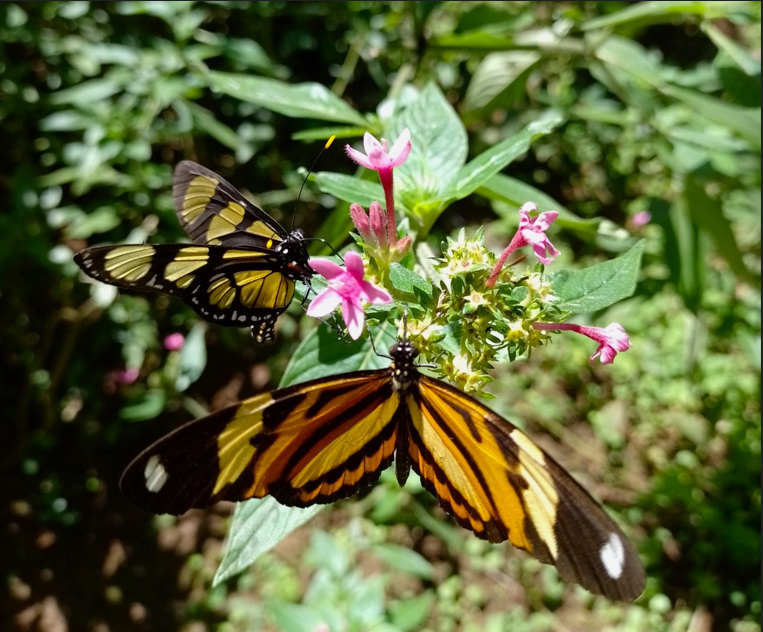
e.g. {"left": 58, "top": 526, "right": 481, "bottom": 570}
{"left": 120, "top": 339, "right": 646, "bottom": 601}
{"left": 74, "top": 161, "right": 313, "bottom": 342}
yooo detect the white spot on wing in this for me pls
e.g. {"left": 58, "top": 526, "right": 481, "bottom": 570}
{"left": 600, "top": 533, "right": 625, "bottom": 579}
{"left": 144, "top": 455, "right": 168, "bottom": 493}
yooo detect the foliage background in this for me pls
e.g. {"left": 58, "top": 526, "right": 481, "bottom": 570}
{"left": 0, "top": 2, "right": 759, "bottom": 631}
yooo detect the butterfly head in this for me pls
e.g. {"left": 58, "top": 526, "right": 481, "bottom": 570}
{"left": 279, "top": 229, "right": 313, "bottom": 281}
{"left": 389, "top": 340, "right": 419, "bottom": 392}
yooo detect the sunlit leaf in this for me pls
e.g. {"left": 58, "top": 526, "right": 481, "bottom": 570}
{"left": 550, "top": 241, "right": 644, "bottom": 313}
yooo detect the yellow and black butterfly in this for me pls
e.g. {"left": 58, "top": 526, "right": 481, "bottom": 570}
{"left": 74, "top": 161, "right": 313, "bottom": 342}
{"left": 120, "top": 339, "right": 646, "bottom": 601}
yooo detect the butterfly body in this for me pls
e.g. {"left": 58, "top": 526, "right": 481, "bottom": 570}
{"left": 121, "top": 339, "right": 646, "bottom": 600}
{"left": 74, "top": 161, "right": 313, "bottom": 341}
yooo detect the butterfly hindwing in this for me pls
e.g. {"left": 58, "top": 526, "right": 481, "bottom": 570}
{"left": 74, "top": 243, "right": 296, "bottom": 338}
{"left": 173, "top": 160, "right": 286, "bottom": 247}
{"left": 120, "top": 370, "right": 400, "bottom": 515}
{"left": 408, "top": 375, "right": 645, "bottom": 601}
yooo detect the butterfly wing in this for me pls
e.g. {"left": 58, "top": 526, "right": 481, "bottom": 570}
{"left": 173, "top": 161, "right": 287, "bottom": 247}
{"left": 74, "top": 243, "right": 297, "bottom": 338}
{"left": 407, "top": 375, "right": 645, "bottom": 601}
{"left": 120, "top": 370, "right": 401, "bottom": 514}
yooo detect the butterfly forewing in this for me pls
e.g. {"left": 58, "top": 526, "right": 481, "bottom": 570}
{"left": 74, "top": 244, "right": 295, "bottom": 338}
{"left": 173, "top": 161, "right": 286, "bottom": 247}
{"left": 120, "top": 371, "right": 399, "bottom": 515}
{"left": 408, "top": 375, "right": 646, "bottom": 601}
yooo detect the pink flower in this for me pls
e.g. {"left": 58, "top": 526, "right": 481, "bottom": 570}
{"left": 111, "top": 367, "right": 140, "bottom": 385}
{"left": 486, "top": 202, "right": 560, "bottom": 287}
{"left": 631, "top": 211, "right": 652, "bottom": 228}
{"left": 345, "top": 128, "right": 412, "bottom": 172}
{"left": 345, "top": 129, "right": 411, "bottom": 247}
{"left": 533, "top": 322, "right": 631, "bottom": 365}
{"left": 350, "top": 201, "right": 411, "bottom": 258}
{"left": 163, "top": 333, "right": 185, "bottom": 351}
{"left": 306, "top": 251, "right": 393, "bottom": 339}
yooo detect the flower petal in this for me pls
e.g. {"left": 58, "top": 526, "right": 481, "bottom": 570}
{"left": 363, "top": 131, "right": 383, "bottom": 156}
{"left": 308, "top": 258, "right": 345, "bottom": 280}
{"left": 306, "top": 288, "right": 342, "bottom": 318}
{"left": 345, "top": 145, "right": 374, "bottom": 170}
{"left": 344, "top": 250, "right": 365, "bottom": 281}
{"left": 341, "top": 298, "right": 365, "bottom": 340}
{"left": 360, "top": 280, "right": 392, "bottom": 305}
{"left": 388, "top": 128, "right": 412, "bottom": 166}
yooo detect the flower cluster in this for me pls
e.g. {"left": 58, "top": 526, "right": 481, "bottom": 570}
{"left": 304, "top": 129, "right": 632, "bottom": 391}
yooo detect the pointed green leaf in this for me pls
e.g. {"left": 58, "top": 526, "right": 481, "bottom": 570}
{"left": 550, "top": 241, "right": 644, "bottom": 313}
{"left": 582, "top": 1, "right": 749, "bottom": 30}
{"left": 684, "top": 171, "right": 752, "bottom": 281}
{"left": 389, "top": 263, "right": 433, "bottom": 302}
{"left": 206, "top": 71, "right": 368, "bottom": 126}
{"left": 449, "top": 110, "right": 565, "bottom": 200}
{"left": 314, "top": 171, "right": 384, "bottom": 208}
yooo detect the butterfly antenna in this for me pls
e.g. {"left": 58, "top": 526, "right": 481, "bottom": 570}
{"left": 291, "top": 135, "right": 336, "bottom": 233}
{"left": 304, "top": 237, "right": 344, "bottom": 262}
{"left": 368, "top": 326, "right": 393, "bottom": 360}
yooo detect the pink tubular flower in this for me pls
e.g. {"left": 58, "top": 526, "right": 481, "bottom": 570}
{"left": 345, "top": 128, "right": 411, "bottom": 247}
{"left": 486, "top": 202, "right": 560, "bottom": 287}
{"left": 533, "top": 322, "right": 631, "bottom": 365}
{"left": 163, "top": 333, "right": 185, "bottom": 351}
{"left": 350, "top": 201, "right": 411, "bottom": 259}
{"left": 306, "top": 251, "right": 393, "bottom": 339}
{"left": 112, "top": 367, "right": 139, "bottom": 386}
{"left": 631, "top": 211, "right": 652, "bottom": 228}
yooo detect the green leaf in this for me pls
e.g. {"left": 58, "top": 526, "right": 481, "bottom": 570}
{"left": 63, "top": 206, "right": 122, "bottom": 239}
{"left": 185, "top": 101, "right": 242, "bottom": 151}
{"left": 292, "top": 126, "right": 368, "bottom": 142}
{"left": 581, "top": 1, "right": 748, "bottom": 30}
{"left": 463, "top": 51, "right": 541, "bottom": 118}
{"left": 684, "top": 171, "right": 752, "bottom": 282}
{"left": 206, "top": 71, "right": 367, "bottom": 126}
{"left": 660, "top": 84, "right": 761, "bottom": 149}
{"left": 313, "top": 171, "right": 384, "bottom": 208}
{"left": 371, "top": 543, "right": 434, "bottom": 579}
{"left": 387, "top": 83, "right": 468, "bottom": 203}
{"left": 214, "top": 325, "right": 392, "bottom": 586}
{"left": 119, "top": 389, "right": 167, "bottom": 422}
{"left": 389, "top": 263, "right": 433, "bottom": 302}
{"left": 175, "top": 323, "right": 207, "bottom": 392}
{"left": 550, "top": 241, "right": 645, "bottom": 313}
{"left": 214, "top": 498, "right": 323, "bottom": 587}
{"left": 280, "top": 324, "right": 390, "bottom": 387}
{"left": 390, "top": 591, "right": 436, "bottom": 632}
{"left": 703, "top": 21, "right": 761, "bottom": 77}
{"left": 449, "top": 110, "right": 564, "bottom": 200}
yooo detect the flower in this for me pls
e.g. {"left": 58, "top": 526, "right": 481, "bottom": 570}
{"left": 486, "top": 202, "right": 560, "bottom": 287}
{"left": 163, "top": 333, "right": 185, "bottom": 351}
{"left": 350, "top": 201, "right": 412, "bottom": 260}
{"left": 345, "top": 128, "right": 412, "bottom": 172}
{"left": 532, "top": 322, "right": 631, "bottom": 365}
{"left": 306, "top": 251, "right": 393, "bottom": 339}
{"left": 111, "top": 367, "right": 140, "bottom": 386}
{"left": 631, "top": 211, "right": 652, "bottom": 228}
{"left": 346, "top": 128, "right": 411, "bottom": 247}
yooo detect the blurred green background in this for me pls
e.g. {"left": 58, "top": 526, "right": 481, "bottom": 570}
{"left": 0, "top": 2, "right": 760, "bottom": 631}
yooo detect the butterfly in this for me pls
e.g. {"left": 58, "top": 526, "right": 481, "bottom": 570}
{"left": 74, "top": 161, "right": 313, "bottom": 342}
{"left": 120, "top": 338, "right": 646, "bottom": 601}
